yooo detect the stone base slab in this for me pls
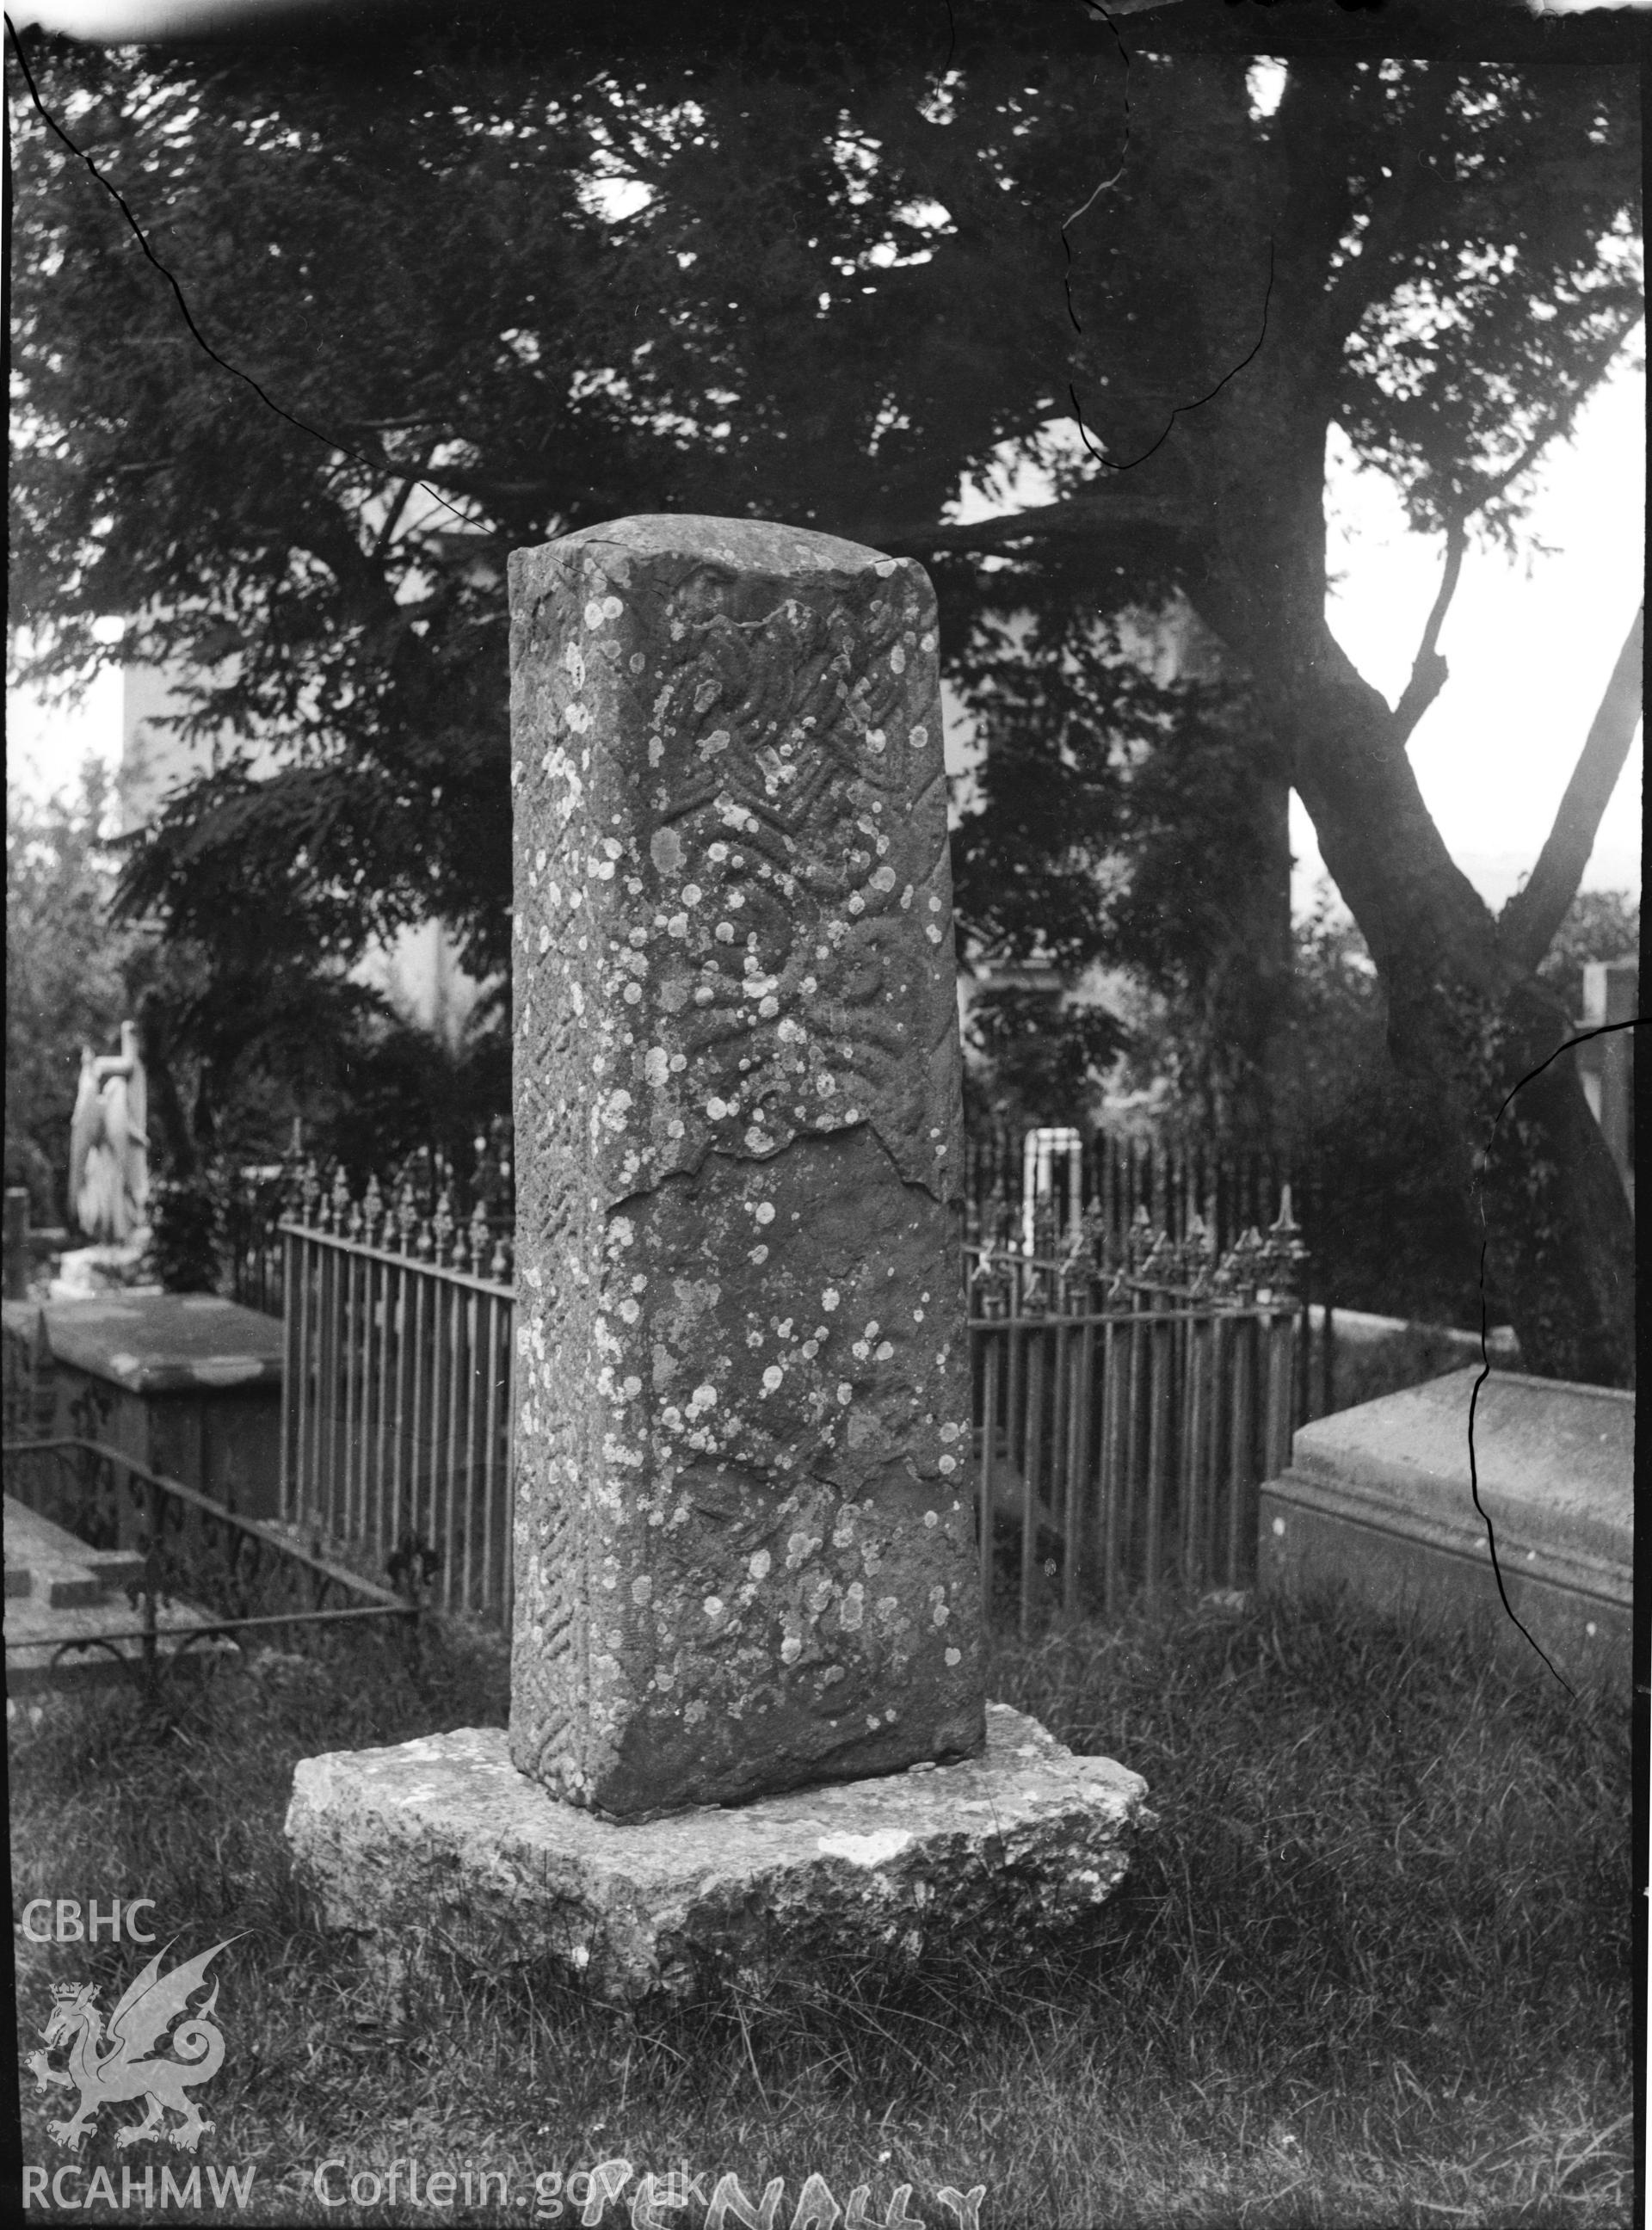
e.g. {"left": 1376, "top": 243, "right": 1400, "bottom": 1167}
{"left": 286, "top": 1703, "right": 1153, "bottom": 2007}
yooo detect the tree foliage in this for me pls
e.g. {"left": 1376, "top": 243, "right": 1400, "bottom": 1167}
{"left": 15, "top": 25, "right": 1630, "bottom": 976}
{"left": 7, "top": 8, "right": 1642, "bottom": 1371}
{"left": 1534, "top": 886, "right": 1641, "bottom": 1007}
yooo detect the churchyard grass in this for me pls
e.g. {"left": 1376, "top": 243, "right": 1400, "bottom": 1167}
{"left": 12, "top": 1591, "right": 1629, "bottom": 2229}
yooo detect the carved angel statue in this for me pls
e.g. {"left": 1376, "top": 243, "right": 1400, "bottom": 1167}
{"left": 68, "top": 1020, "right": 150, "bottom": 1244}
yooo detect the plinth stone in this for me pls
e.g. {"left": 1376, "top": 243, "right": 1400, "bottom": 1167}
{"left": 509, "top": 516, "right": 983, "bottom": 1819}
{"left": 285, "top": 1703, "right": 1154, "bottom": 2008}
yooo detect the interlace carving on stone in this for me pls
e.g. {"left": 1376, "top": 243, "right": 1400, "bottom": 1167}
{"left": 519, "top": 550, "right": 959, "bottom": 1216}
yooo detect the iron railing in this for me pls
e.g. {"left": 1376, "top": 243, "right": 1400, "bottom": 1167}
{"left": 224, "top": 1128, "right": 515, "bottom": 1319}
{"left": 279, "top": 1165, "right": 515, "bottom": 1623}
{"left": 969, "top": 1196, "right": 1305, "bottom": 1636}
{"left": 279, "top": 1157, "right": 1305, "bottom": 1636}
{"left": 965, "top": 1125, "right": 1298, "bottom": 1255}
{"left": 3, "top": 1437, "right": 414, "bottom": 1692}
{"left": 969, "top": 1127, "right": 1335, "bottom": 1421}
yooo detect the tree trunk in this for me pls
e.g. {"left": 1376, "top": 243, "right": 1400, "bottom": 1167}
{"left": 1196, "top": 763, "right": 1296, "bottom": 1149}
{"left": 1272, "top": 613, "right": 1636, "bottom": 1385}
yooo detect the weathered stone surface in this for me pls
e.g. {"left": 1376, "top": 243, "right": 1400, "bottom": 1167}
{"left": 1260, "top": 1367, "right": 1631, "bottom": 1689}
{"left": 509, "top": 516, "right": 982, "bottom": 1818}
{"left": 285, "top": 1703, "right": 1153, "bottom": 2008}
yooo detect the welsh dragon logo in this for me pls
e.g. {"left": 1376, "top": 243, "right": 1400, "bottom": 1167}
{"left": 26, "top": 1937, "right": 237, "bottom": 2153}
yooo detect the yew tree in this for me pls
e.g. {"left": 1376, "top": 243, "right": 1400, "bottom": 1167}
{"left": 8, "top": 2, "right": 1642, "bottom": 1379}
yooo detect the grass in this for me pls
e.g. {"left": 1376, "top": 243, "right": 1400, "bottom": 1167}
{"left": 11, "top": 1590, "right": 1632, "bottom": 2228}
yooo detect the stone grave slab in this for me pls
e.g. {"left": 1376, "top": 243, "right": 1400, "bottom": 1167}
{"left": 3, "top": 1494, "right": 238, "bottom": 1692}
{"left": 36, "top": 1293, "right": 283, "bottom": 1523}
{"left": 1259, "top": 1365, "right": 1631, "bottom": 1690}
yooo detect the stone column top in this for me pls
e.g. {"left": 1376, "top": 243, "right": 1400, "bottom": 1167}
{"left": 513, "top": 514, "right": 897, "bottom": 580}
{"left": 509, "top": 513, "right": 957, "bottom": 1213}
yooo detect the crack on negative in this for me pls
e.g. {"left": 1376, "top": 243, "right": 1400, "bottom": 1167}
{"left": 4, "top": 15, "right": 470, "bottom": 532}
{"left": 1069, "top": 239, "right": 1277, "bottom": 475}
{"left": 1062, "top": 2, "right": 1133, "bottom": 337}
{"left": 1470, "top": 1014, "right": 1645, "bottom": 1701}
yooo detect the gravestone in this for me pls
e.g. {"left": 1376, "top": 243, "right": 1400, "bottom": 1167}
{"left": 287, "top": 518, "right": 1151, "bottom": 2005}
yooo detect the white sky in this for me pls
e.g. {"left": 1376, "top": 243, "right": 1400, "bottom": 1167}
{"left": 1310, "top": 355, "right": 1643, "bottom": 914}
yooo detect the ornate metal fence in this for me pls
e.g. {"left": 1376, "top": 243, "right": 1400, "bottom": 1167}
{"left": 970, "top": 1194, "right": 1306, "bottom": 1636}
{"left": 224, "top": 1126, "right": 515, "bottom": 1320}
{"left": 279, "top": 1166, "right": 515, "bottom": 1623}
{"left": 968, "top": 1124, "right": 1304, "bottom": 1257}
{"left": 3, "top": 1437, "right": 414, "bottom": 1692}
{"left": 279, "top": 1155, "right": 1305, "bottom": 1636}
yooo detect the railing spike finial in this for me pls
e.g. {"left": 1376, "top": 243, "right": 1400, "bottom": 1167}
{"left": 971, "top": 1245, "right": 1011, "bottom": 1320}
{"left": 395, "top": 1177, "right": 418, "bottom": 1256}
{"left": 1076, "top": 1198, "right": 1108, "bottom": 1273}
{"left": 362, "top": 1173, "right": 384, "bottom": 1246}
{"left": 1261, "top": 1185, "right": 1308, "bottom": 1299}
{"left": 316, "top": 1168, "right": 343, "bottom": 1240}
{"left": 1032, "top": 1194, "right": 1057, "bottom": 1263}
{"left": 1183, "top": 1211, "right": 1217, "bottom": 1298}
{"left": 433, "top": 1188, "right": 455, "bottom": 1266}
{"left": 1220, "top": 1225, "right": 1264, "bottom": 1304}
{"left": 1137, "top": 1224, "right": 1175, "bottom": 1288}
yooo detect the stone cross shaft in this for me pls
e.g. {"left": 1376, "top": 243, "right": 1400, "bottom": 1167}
{"left": 509, "top": 515, "right": 985, "bottom": 1820}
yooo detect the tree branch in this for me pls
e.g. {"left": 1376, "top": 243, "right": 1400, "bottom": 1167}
{"left": 372, "top": 453, "right": 435, "bottom": 563}
{"left": 334, "top": 416, "right": 456, "bottom": 434}
{"left": 1392, "top": 513, "right": 1466, "bottom": 742}
{"left": 1498, "top": 602, "right": 1644, "bottom": 974}
{"left": 872, "top": 483, "right": 1195, "bottom": 568}
{"left": 1390, "top": 305, "right": 1639, "bottom": 745}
